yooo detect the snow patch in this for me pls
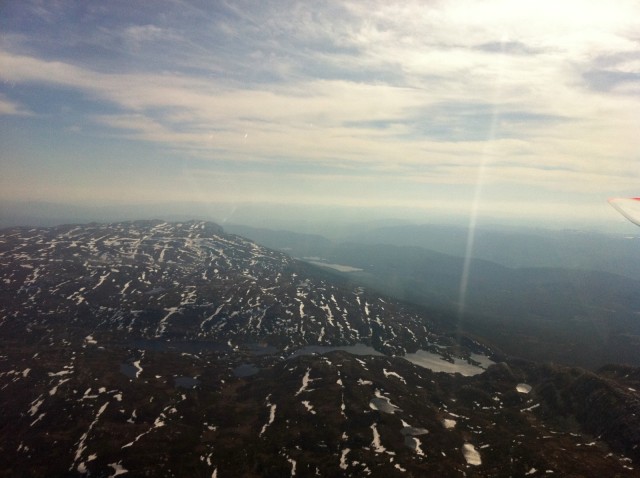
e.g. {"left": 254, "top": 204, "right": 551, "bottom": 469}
{"left": 108, "top": 461, "right": 129, "bottom": 477}
{"left": 443, "top": 418, "right": 457, "bottom": 429}
{"left": 383, "top": 368, "right": 406, "bottom": 383}
{"left": 340, "top": 448, "right": 350, "bottom": 470}
{"left": 301, "top": 401, "right": 316, "bottom": 414}
{"left": 462, "top": 443, "right": 481, "bottom": 466}
{"left": 295, "top": 368, "right": 313, "bottom": 396}
{"left": 260, "top": 395, "right": 277, "bottom": 437}
{"left": 370, "top": 423, "right": 386, "bottom": 453}
{"left": 516, "top": 383, "right": 532, "bottom": 394}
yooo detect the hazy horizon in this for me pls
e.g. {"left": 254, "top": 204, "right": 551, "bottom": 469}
{"left": 3, "top": 198, "right": 639, "bottom": 237}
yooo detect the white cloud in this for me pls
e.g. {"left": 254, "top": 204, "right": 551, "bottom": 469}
{"left": 1, "top": 0, "right": 639, "bottom": 222}
{"left": 1, "top": 45, "right": 637, "bottom": 190}
{"left": 0, "top": 95, "right": 32, "bottom": 116}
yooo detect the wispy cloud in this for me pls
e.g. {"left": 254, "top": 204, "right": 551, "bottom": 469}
{"left": 0, "top": 94, "right": 32, "bottom": 116}
{"left": 1, "top": 0, "right": 639, "bottom": 224}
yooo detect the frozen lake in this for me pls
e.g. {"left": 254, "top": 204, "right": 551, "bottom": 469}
{"left": 404, "top": 350, "right": 494, "bottom": 376}
{"left": 288, "top": 344, "right": 493, "bottom": 377}
{"left": 302, "top": 258, "right": 363, "bottom": 273}
{"left": 288, "top": 343, "right": 384, "bottom": 358}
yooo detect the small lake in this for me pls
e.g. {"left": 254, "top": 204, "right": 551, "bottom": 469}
{"left": 132, "top": 339, "right": 229, "bottom": 354}
{"left": 404, "top": 350, "right": 494, "bottom": 376}
{"left": 401, "top": 425, "right": 429, "bottom": 437}
{"left": 287, "top": 344, "right": 493, "bottom": 377}
{"left": 233, "top": 363, "right": 260, "bottom": 377}
{"left": 369, "top": 396, "right": 400, "bottom": 414}
{"left": 302, "top": 258, "right": 363, "bottom": 273}
{"left": 174, "top": 376, "right": 200, "bottom": 388}
{"left": 245, "top": 343, "right": 278, "bottom": 356}
{"left": 120, "top": 363, "right": 138, "bottom": 379}
{"left": 288, "top": 343, "right": 384, "bottom": 359}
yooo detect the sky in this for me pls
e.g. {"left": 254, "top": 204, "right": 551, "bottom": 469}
{"left": 1, "top": 0, "right": 640, "bottom": 230}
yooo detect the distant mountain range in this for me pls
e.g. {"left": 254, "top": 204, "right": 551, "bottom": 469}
{"left": 345, "top": 223, "right": 640, "bottom": 281}
{"left": 226, "top": 223, "right": 640, "bottom": 369}
{"left": 1, "top": 221, "right": 639, "bottom": 477}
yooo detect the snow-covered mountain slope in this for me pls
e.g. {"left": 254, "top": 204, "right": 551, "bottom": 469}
{"left": 0, "top": 220, "right": 449, "bottom": 355}
{"left": 1, "top": 221, "right": 638, "bottom": 477}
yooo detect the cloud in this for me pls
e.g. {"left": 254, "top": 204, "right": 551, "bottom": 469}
{"left": 124, "top": 24, "right": 166, "bottom": 43}
{"left": 583, "top": 69, "right": 640, "bottom": 92}
{"left": 0, "top": 95, "right": 32, "bottom": 116}
{"left": 476, "top": 41, "right": 545, "bottom": 55}
{"left": 1, "top": 44, "right": 636, "bottom": 187}
{"left": 1, "top": 0, "right": 640, "bottom": 222}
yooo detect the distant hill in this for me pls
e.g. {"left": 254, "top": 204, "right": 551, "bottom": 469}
{"left": 345, "top": 223, "right": 640, "bottom": 281}
{"left": 227, "top": 224, "right": 640, "bottom": 369}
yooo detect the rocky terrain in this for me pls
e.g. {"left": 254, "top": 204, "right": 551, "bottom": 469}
{"left": 1, "top": 220, "right": 638, "bottom": 477}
